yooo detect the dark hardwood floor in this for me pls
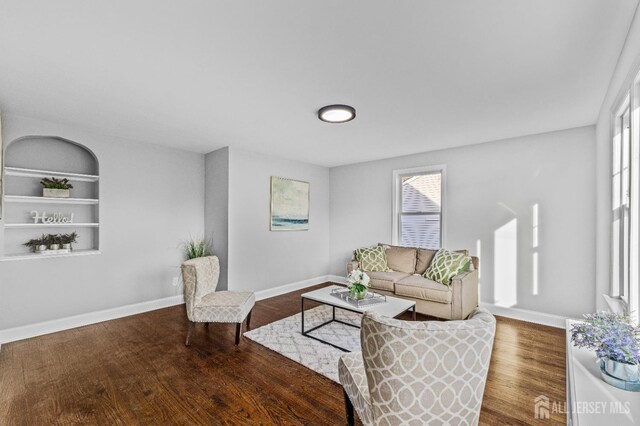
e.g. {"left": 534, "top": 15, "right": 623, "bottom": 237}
{"left": 0, "top": 283, "right": 566, "bottom": 425}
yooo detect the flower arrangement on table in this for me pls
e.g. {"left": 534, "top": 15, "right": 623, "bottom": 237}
{"left": 571, "top": 311, "right": 640, "bottom": 383}
{"left": 346, "top": 269, "right": 370, "bottom": 300}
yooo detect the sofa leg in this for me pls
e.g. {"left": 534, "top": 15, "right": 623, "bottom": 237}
{"left": 344, "top": 389, "right": 354, "bottom": 426}
{"left": 185, "top": 321, "right": 195, "bottom": 346}
{"left": 235, "top": 322, "right": 241, "bottom": 345}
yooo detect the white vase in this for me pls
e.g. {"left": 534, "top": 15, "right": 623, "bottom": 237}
{"left": 604, "top": 358, "right": 639, "bottom": 382}
{"left": 49, "top": 244, "right": 60, "bottom": 250}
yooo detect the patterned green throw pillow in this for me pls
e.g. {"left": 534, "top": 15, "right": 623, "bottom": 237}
{"left": 354, "top": 246, "right": 388, "bottom": 272}
{"left": 424, "top": 249, "right": 471, "bottom": 285}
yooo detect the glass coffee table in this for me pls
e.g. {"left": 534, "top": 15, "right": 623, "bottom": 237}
{"left": 301, "top": 285, "right": 417, "bottom": 352}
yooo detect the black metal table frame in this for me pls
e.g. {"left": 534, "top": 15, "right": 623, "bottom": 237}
{"left": 300, "top": 296, "right": 417, "bottom": 352}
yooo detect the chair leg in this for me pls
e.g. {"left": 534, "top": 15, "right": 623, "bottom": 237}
{"left": 246, "top": 309, "right": 253, "bottom": 329}
{"left": 344, "top": 389, "right": 354, "bottom": 426}
{"left": 185, "top": 321, "right": 196, "bottom": 346}
{"left": 235, "top": 322, "right": 242, "bottom": 345}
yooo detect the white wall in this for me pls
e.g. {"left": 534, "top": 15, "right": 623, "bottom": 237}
{"left": 595, "top": 8, "right": 640, "bottom": 310}
{"left": 0, "top": 114, "right": 204, "bottom": 330}
{"left": 330, "top": 126, "right": 596, "bottom": 318}
{"left": 227, "top": 148, "right": 330, "bottom": 292}
{"left": 205, "top": 147, "right": 229, "bottom": 291}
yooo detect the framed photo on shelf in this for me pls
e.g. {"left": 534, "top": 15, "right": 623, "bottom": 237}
{"left": 270, "top": 176, "right": 309, "bottom": 231}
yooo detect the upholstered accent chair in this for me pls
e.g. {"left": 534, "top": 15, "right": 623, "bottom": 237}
{"left": 181, "top": 256, "right": 255, "bottom": 346}
{"left": 338, "top": 308, "right": 496, "bottom": 426}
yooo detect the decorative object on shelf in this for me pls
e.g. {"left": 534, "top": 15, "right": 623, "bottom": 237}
{"left": 48, "top": 233, "right": 61, "bottom": 250}
{"left": 40, "top": 177, "right": 73, "bottom": 198}
{"left": 23, "top": 234, "right": 49, "bottom": 253}
{"left": 270, "top": 176, "right": 309, "bottom": 231}
{"left": 23, "top": 233, "right": 79, "bottom": 254}
{"left": 571, "top": 311, "right": 640, "bottom": 388}
{"left": 346, "top": 269, "right": 371, "bottom": 300}
{"left": 31, "top": 210, "right": 74, "bottom": 224}
{"left": 59, "top": 232, "right": 78, "bottom": 250}
{"left": 182, "top": 237, "right": 212, "bottom": 260}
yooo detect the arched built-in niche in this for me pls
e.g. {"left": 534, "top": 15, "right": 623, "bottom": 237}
{"left": 2, "top": 136, "right": 100, "bottom": 260}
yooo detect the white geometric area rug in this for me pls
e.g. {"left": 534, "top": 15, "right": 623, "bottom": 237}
{"left": 244, "top": 305, "right": 362, "bottom": 383}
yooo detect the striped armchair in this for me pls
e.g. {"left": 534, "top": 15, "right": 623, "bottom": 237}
{"left": 338, "top": 308, "right": 496, "bottom": 425}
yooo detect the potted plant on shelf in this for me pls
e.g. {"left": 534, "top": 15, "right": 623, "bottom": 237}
{"left": 47, "top": 233, "right": 62, "bottom": 250}
{"left": 40, "top": 177, "right": 73, "bottom": 198}
{"left": 59, "top": 232, "right": 78, "bottom": 250}
{"left": 571, "top": 311, "right": 640, "bottom": 383}
{"left": 23, "top": 235, "right": 48, "bottom": 253}
{"left": 346, "top": 269, "right": 371, "bottom": 300}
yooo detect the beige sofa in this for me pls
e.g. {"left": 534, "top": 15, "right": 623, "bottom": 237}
{"left": 347, "top": 245, "right": 479, "bottom": 320}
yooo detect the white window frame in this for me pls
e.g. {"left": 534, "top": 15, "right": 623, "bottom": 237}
{"left": 392, "top": 164, "right": 446, "bottom": 248}
{"left": 610, "top": 67, "right": 640, "bottom": 320}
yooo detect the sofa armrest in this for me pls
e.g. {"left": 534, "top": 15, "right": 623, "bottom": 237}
{"left": 450, "top": 269, "right": 479, "bottom": 320}
{"left": 347, "top": 260, "right": 360, "bottom": 275}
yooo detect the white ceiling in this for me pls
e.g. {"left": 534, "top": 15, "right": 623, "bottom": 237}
{"left": 0, "top": 1, "right": 637, "bottom": 167}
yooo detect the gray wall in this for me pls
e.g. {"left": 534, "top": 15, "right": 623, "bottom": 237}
{"left": 205, "top": 147, "right": 229, "bottom": 291}
{"left": 595, "top": 9, "right": 640, "bottom": 310}
{"left": 330, "top": 126, "right": 596, "bottom": 318}
{"left": 0, "top": 114, "right": 205, "bottom": 330}
{"left": 227, "top": 148, "right": 330, "bottom": 292}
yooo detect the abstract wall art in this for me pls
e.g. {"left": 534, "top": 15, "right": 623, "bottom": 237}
{"left": 270, "top": 176, "right": 309, "bottom": 231}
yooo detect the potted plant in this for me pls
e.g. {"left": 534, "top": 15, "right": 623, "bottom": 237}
{"left": 346, "top": 269, "right": 371, "bottom": 300}
{"left": 23, "top": 235, "right": 47, "bottom": 253}
{"left": 571, "top": 311, "right": 640, "bottom": 382}
{"left": 182, "top": 237, "right": 212, "bottom": 260}
{"left": 40, "top": 177, "right": 73, "bottom": 198}
{"left": 59, "top": 232, "right": 78, "bottom": 250}
{"left": 47, "top": 233, "right": 62, "bottom": 250}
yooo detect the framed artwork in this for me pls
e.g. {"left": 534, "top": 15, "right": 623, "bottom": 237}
{"left": 270, "top": 176, "right": 309, "bottom": 231}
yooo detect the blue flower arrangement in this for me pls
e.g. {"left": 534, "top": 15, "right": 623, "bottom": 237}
{"left": 571, "top": 311, "right": 640, "bottom": 365}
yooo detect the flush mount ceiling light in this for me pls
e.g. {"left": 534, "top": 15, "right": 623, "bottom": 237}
{"left": 318, "top": 104, "right": 356, "bottom": 123}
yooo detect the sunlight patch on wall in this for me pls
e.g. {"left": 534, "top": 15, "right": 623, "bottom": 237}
{"left": 494, "top": 218, "right": 517, "bottom": 308}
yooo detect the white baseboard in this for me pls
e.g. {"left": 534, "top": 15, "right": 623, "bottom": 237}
{"left": 480, "top": 303, "right": 567, "bottom": 328}
{"left": 254, "top": 275, "right": 334, "bottom": 301}
{"left": 0, "top": 294, "right": 185, "bottom": 344}
{"left": 327, "top": 275, "right": 347, "bottom": 285}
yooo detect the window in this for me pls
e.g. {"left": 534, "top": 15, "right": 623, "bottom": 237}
{"left": 393, "top": 165, "right": 445, "bottom": 249}
{"left": 611, "top": 70, "right": 640, "bottom": 321}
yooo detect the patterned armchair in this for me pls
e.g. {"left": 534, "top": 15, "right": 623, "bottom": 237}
{"left": 338, "top": 308, "right": 496, "bottom": 425}
{"left": 181, "top": 256, "right": 255, "bottom": 346}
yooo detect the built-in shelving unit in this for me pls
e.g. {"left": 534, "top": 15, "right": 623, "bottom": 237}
{"left": 2, "top": 136, "right": 100, "bottom": 259}
{"left": 1, "top": 249, "right": 101, "bottom": 262}
{"left": 4, "top": 166, "right": 99, "bottom": 182}
{"left": 4, "top": 195, "right": 99, "bottom": 205}
{"left": 4, "top": 223, "right": 100, "bottom": 228}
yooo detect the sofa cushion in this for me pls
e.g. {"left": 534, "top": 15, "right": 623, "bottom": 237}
{"left": 354, "top": 246, "right": 388, "bottom": 272}
{"left": 424, "top": 249, "right": 471, "bottom": 285}
{"left": 415, "top": 248, "right": 437, "bottom": 275}
{"left": 366, "top": 271, "right": 410, "bottom": 292}
{"left": 395, "top": 275, "right": 452, "bottom": 304}
{"left": 384, "top": 246, "right": 417, "bottom": 273}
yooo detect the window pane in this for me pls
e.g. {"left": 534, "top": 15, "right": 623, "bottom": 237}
{"left": 402, "top": 173, "right": 441, "bottom": 213}
{"left": 400, "top": 214, "right": 440, "bottom": 249}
